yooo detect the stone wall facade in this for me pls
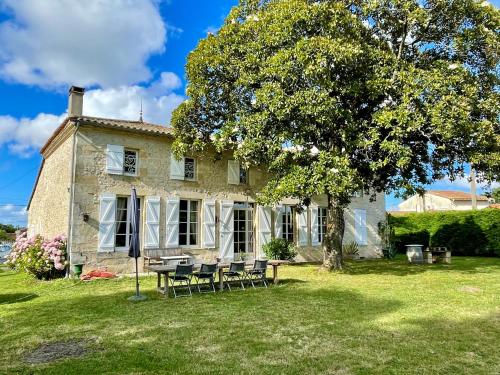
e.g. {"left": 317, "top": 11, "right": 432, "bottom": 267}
{"left": 30, "top": 121, "right": 385, "bottom": 273}
{"left": 27, "top": 126, "right": 74, "bottom": 239}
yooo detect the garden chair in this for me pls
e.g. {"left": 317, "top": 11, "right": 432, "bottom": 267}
{"left": 223, "top": 261, "right": 246, "bottom": 291}
{"left": 244, "top": 259, "right": 268, "bottom": 288}
{"left": 168, "top": 264, "right": 194, "bottom": 298}
{"left": 193, "top": 263, "right": 217, "bottom": 293}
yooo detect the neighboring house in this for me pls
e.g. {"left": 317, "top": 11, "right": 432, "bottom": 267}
{"left": 397, "top": 190, "right": 491, "bottom": 212}
{"left": 27, "top": 87, "right": 385, "bottom": 273}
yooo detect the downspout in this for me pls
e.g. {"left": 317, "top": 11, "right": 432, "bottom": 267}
{"left": 66, "top": 120, "right": 80, "bottom": 277}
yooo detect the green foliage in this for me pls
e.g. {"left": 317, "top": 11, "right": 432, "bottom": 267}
{"left": 172, "top": 0, "right": 500, "bottom": 208}
{"left": 342, "top": 241, "right": 359, "bottom": 258}
{"left": 0, "top": 223, "right": 17, "bottom": 233}
{"left": 492, "top": 187, "right": 500, "bottom": 203}
{"left": 262, "top": 238, "right": 297, "bottom": 260}
{"left": 382, "top": 246, "right": 398, "bottom": 260}
{"left": 389, "top": 209, "right": 500, "bottom": 256}
{"left": 0, "top": 229, "right": 8, "bottom": 241}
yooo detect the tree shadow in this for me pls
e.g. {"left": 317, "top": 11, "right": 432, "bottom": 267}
{"left": 0, "top": 293, "right": 38, "bottom": 304}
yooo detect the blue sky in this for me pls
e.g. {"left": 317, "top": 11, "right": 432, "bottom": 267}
{"left": 0, "top": 0, "right": 497, "bottom": 227}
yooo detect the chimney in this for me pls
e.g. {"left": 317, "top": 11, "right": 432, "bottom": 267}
{"left": 68, "top": 86, "right": 85, "bottom": 117}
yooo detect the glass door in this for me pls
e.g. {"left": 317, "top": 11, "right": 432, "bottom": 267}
{"left": 233, "top": 202, "right": 254, "bottom": 260}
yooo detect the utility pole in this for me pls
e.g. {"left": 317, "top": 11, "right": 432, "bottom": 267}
{"left": 471, "top": 167, "right": 477, "bottom": 210}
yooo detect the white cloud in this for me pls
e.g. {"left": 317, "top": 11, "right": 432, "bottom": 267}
{"left": 437, "top": 173, "right": 499, "bottom": 193}
{"left": 0, "top": 72, "right": 184, "bottom": 157}
{"left": 0, "top": 204, "right": 27, "bottom": 227}
{"left": 0, "top": 0, "right": 167, "bottom": 88}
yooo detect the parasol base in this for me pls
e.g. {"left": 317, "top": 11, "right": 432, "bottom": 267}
{"left": 127, "top": 294, "right": 147, "bottom": 302}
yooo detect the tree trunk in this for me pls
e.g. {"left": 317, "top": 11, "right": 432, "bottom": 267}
{"left": 323, "top": 194, "right": 345, "bottom": 270}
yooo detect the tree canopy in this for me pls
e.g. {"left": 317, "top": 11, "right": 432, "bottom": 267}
{"left": 172, "top": 0, "right": 499, "bottom": 268}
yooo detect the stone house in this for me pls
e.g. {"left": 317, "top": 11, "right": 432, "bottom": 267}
{"left": 397, "top": 190, "right": 491, "bottom": 212}
{"left": 27, "top": 87, "right": 385, "bottom": 273}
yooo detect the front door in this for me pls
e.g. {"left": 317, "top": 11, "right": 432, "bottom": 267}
{"left": 233, "top": 202, "right": 254, "bottom": 260}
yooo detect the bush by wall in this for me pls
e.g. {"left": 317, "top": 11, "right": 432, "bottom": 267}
{"left": 262, "top": 238, "right": 297, "bottom": 260}
{"left": 6, "top": 232, "right": 67, "bottom": 279}
{"left": 388, "top": 208, "right": 500, "bottom": 256}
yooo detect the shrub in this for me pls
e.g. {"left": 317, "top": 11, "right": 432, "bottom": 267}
{"left": 342, "top": 241, "right": 359, "bottom": 258}
{"left": 389, "top": 209, "right": 500, "bottom": 256}
{"left": 6, "top": 232, "right": 67, "bottom": 279}
{"left": 262, "top": 238, "right": 297, "bottom": 260}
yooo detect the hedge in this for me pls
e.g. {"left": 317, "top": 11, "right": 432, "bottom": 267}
{"left": 388, "top": 208, "right": 500, "bottom": 256}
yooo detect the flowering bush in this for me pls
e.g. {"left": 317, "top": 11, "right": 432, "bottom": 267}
{"left": 6, "top": 232, "right": 67, "bottom": 280}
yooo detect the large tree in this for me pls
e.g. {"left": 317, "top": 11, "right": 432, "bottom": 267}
{"left": 172, "top": 0, "right": 500, "bottom": 269}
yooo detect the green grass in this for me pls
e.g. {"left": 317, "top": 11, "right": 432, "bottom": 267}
{"left": 1, "top": 256, "right": 499, "bottom": 374}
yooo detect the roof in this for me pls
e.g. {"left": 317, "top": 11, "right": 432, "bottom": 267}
{"left": 40, "top": 115, "right": 173, "bottom": 154}
{"left": 31, "top": 115, "right": 175, "bottom": 210}
{"left": 75, "top": 115, "right": 174, "bottom": 136}
{"left": 427, "top": 190, "right": 489, "bottom": 202}
{"left": 488, "top": 204, "right": 500, "bottom": 209}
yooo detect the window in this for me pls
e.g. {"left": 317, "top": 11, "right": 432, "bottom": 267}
{"left": 318, "top": 207, "right": 327, "bottom": 243}
{"left": 239, "top": 166, "right": 248, "bottom": 184}
{"left": 115, "top": 196, "right": 141, "bottom": 249}
{"left": 282, "top": 206, "right": 294, "bottom": 242}
{"left": 234, "top": 202, "right": 254, "bottom": 256}
{"left": 124, "top": 149, "right": 138, "bottom": 176}
{"left": 179, "top": 199, "right": 199, "bottom": 246}
{"left": 184, "top": 158, "right": 196, "bottom": 180}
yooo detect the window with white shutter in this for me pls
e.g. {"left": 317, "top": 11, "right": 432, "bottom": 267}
{"left": 170, "top": 155, "right": 185, "bottom": 180}
{"left": 144, "top": 197, "right": 160, "bottom": 249}
{"left": 219, "top": 200, "right": 234, "bottom": 261}
{"left": 165, "top": 197, "right": 180, "bottom": 248}
{"left": 202, "top": 199, "right": 216, "bottom": 248}
{"left": 256, "top": 205, "right": 272, "bottom": 257}
{"left": 274, "top": 205, "right": 284, "bottom": 239}
{"left": 297, "top": 209, "right": 308, "bottom": 246}
{"left": 98, "top": 193, "right": 116, "bottom": 251}
{"left": 354, "top": 209, "right": 367, "bottom": 245}
{"left": 106, "top": 145, "right": 124, "bottom": 175}
{"left": 228, "top": 160, "right": 240, "bottom": 185}
{"left": 310, "top": 205, "right": 320, "bottom": 246}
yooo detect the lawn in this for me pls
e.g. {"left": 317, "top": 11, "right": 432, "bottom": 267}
{"left": 1, "top": 257, "right": 499, "bottom": 375}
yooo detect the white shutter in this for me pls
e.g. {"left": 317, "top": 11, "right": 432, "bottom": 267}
{"left": 354, "top": 209, "right": 367, "bottom": 245}
{"left": 310, "top": 205, "right": 320, "bottom": 245}
{"left": 106, "top": 145, "right": 124, "bottom": 175}
{"left": 144, "top": 196, "right": 160, "bottom": 249}
{"left": 202, "top": 199, "right": 216, "bottom": 248}
{"left": 227, "top": 160, "right": 240, "bottom": 185}
{"left": 170, "top": 154, "right": 185, "bottom": 180}
{"left": 274, "top": 205, "right": 283, "bottom": 239}
{"left": 98, "top": 193, "right": 116, "bottom": 251}
{"left": 297, "top": 210, "right": 308, "bottom": 246}
{"left": 257, "top": 205, "right": 272, "bottom": 257}
{"left": 219, "top": 200, "right": 234, "bottom": 261}
{"left": 165, "top": 197, "right": 180, "bottom": 248}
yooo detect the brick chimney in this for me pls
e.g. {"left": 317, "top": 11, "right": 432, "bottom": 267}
{"left": 68, "top": 86, "right": 85, "bottom": 117}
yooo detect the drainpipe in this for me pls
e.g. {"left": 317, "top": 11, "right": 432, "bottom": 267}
{"left": 66, "top": 120, "right": 80, "bottom": 277}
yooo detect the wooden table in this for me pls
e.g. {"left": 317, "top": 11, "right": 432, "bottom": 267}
{"left": 147, "top": 260, "right": 289, "bottom": 298}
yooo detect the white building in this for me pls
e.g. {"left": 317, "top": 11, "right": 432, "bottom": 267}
{"left": 397, "top": 190, "right": 491, "bottom": 212}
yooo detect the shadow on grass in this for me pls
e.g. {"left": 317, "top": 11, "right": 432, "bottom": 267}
{"left": 0, "top": 293, "right": 38, "bottom": 304}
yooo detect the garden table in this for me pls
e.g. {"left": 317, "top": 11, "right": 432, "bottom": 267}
{"left": 146, "top": 260, "right": 289, "bottom": 298}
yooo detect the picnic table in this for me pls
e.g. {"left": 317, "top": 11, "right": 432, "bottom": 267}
{"left": 147, "top": 260, "right": 290, "bottom": 297}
